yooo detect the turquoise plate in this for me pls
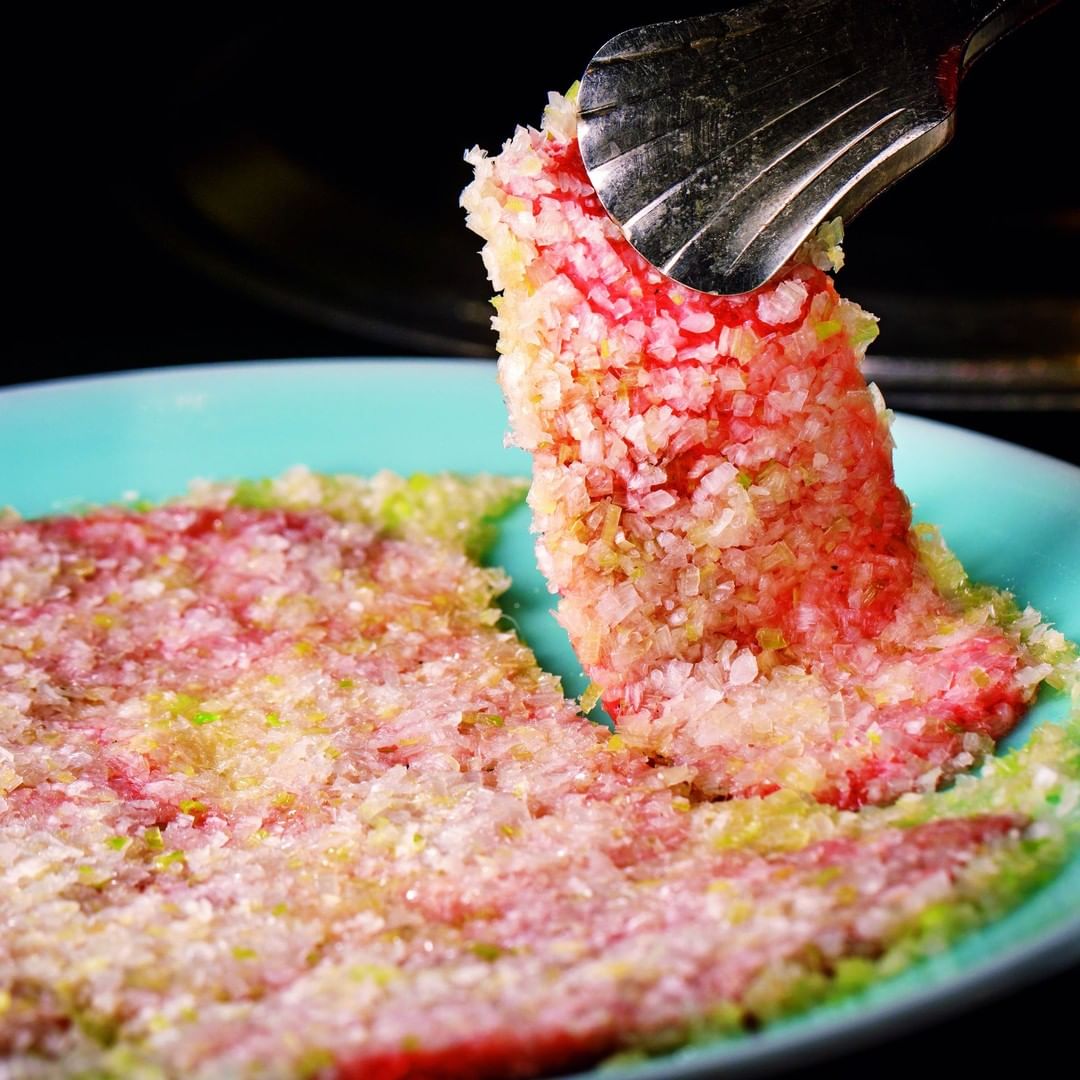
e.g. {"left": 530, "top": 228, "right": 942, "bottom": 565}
{"left": 2, "top": 359, "right": 1078, "bottom": 1077}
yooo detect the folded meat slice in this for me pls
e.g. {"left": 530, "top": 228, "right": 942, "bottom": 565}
{"left": 463, "top": 90, "right": 1044, "bottom": 808}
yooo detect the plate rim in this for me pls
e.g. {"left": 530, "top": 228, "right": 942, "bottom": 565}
{"left": 3, "top": 355, "right": 1078, "bottom": 484}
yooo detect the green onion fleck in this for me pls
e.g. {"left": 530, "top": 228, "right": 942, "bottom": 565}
{"left": 579, "top": 683, "right": 603, "bottom": 713}
{"left": 230, "top": 478, "right": 276, "bottom": 509}
{"left": 469, "top": 942, "right": 511, "bottom": 962}
{"left": 851, "top": 318, "right": 880, "bottom": 348}
{"left": 459, "top": 712, "right": 504, "bottom": 728}
{"left": 154, "top": 850, "right": 186, "bottom": 870}
{"left": 755, "top": 628, "right": 788, "bottom": 651}
{"left": 297, "top": 1048, "right": 333, "bottom": 1077}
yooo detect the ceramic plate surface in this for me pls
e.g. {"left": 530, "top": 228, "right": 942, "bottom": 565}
{"left": 2, "top": 359, "right": 1078, "bottom": 1077}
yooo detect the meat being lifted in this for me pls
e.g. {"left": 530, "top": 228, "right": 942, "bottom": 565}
{"left": 463, "top": 88, "right": 1048, "bottom": 810}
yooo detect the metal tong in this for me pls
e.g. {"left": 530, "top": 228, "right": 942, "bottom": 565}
{"left": 578, "top": 0, "right": 1052, "bottom": 295}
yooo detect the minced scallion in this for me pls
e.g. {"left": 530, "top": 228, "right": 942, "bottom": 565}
{"left": 469, "top": 942, "right": 511, "bottom": 962}
{"left": 850, "top": 317, "right": 880, "bottom": 348}
{"left": 459, "top": 712, "right": 504, "bottom": 727}
{"left": 154, "top": 851, "right": 186, "bottom": 871}
{"left": 756, "top": 628, "right": 789, "bottom": 651}
{"left": 579, "top": 682, "right": 603, "bottom": 713}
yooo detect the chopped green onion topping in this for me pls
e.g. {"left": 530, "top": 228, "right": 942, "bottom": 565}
{"left": 347, "top": 963, "right": 398, "bottom": 986}
{"left": 468, "top": 942, "right": 511, "bottom": 962}
{"left": 168, "top": 693, "right": 200, "bottom": 716}
{"left": 756, "top": 628, "right": 789, "bottom": 651}
{"left": 851, "top": 318, "right": 880, "bottom": 348}
{"left": 229, "top": 478, "right": 276, "bottom": 509}
{"left": 297, "top": 1048, "right": 334, "bottom": 1077}
{"left": 579, "top": 682, "right": 603, "bottom": 713}
{"left": 459, "top": 712, "right": 504, "bottom": 727}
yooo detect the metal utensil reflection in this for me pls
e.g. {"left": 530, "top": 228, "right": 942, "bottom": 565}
{"left": 579, "top": 0, "right": 1053, "bottom": 296}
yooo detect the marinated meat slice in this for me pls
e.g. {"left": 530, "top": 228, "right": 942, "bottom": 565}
{"left": 0, "top": 469, "right": 1075, "bottom": 1078}
{"left": 462, "top": 91, "right": 1044, "bottom": 808}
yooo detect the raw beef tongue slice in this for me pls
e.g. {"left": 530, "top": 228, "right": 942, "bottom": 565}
{"left": 463, "top": 89, "right": 1056, "bottom": 809}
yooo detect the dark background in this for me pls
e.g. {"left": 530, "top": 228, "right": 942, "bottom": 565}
{"left": 7, "top": 5, "right": 1078, "bottom": 1077}
{"left": 9, "top": 5, "right": 1078, "bottom": 452}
